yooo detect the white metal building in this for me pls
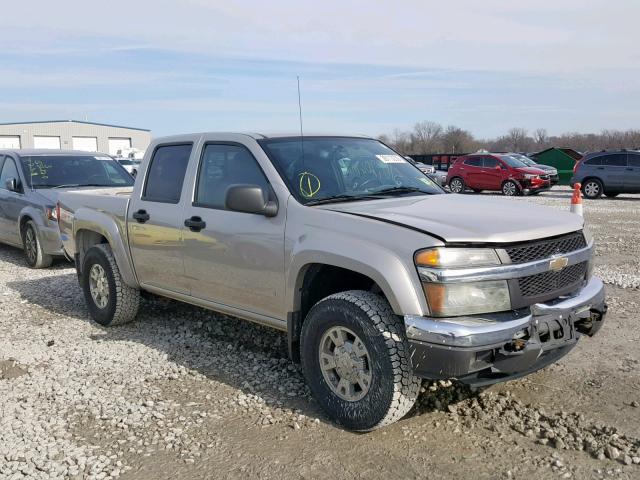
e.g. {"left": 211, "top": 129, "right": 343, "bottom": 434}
{"left": 0, "top": 120, "right": 151, "bottom": 156}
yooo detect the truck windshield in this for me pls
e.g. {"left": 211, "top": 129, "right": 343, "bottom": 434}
{"left": 259, "top": 137, "right": 443, "bottom": 204}
{"left": 20, "top": 155, "right": 134, "bottom": 189}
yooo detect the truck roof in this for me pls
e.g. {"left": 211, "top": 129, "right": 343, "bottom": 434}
{"left": 0, "top": 149, "right": 109, "bottom": 157}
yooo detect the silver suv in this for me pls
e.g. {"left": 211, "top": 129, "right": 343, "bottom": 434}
{"left": 571, "top": 150, "right": 640, "bottom": 198}
{"left": 0, "top": 150, "right": 134, "bottom": 267}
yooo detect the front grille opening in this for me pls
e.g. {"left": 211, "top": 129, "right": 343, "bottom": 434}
{"left": 506, "top": 232, "right": 587, "bottom": 264}
{"left": 518, "top": 261, "right": 588, "bottom": 299}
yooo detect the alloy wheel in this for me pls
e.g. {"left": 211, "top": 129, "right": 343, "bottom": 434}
{"left": 450, "top": 179, "right": 463, "bottom": 193}
{"left": 503, "top": 181, "right": 517, "bottom": 196}
{"left": 89, "top": 264, "right": 110, "bottom": 309}
{"left": 584, "top": 181, "right": 600, "bottom": 198}
{"left": 319, "top": 326, "right": 372, "bottom": 402}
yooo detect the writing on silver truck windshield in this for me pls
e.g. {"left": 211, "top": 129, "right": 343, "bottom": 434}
{"left": 260, "top": 137, "right": 442, "bottom": 204}
{"left": 21, "top": 156, "right": 134, "bottom": 189}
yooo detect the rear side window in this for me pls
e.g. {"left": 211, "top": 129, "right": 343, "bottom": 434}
{"left": 463, "top": 157, "right": 482, "bottom": 167}
{"left": 143, "top": 144, "right": 193, "bottom": 203}
{"left": 627, "top": 154, "right": 640, "bottom": 167}
{"left": 602, "top": 154, "right": 627, "bottom": 167}
{"left": 194, "top": 143, "right": 269, "bottom": 210}
{"left": 584, "top": 157, "right": 602, "bottom": 166}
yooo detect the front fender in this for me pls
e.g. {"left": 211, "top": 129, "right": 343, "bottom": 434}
{"left": 72, "top": 208, "right": 138, "bottom": 288}
{"left": 287, "top": 231, "right": 426, "bottom": 316}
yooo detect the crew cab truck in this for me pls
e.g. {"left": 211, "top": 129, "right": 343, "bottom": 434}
{"left": 58, "top": 133, "right": 607, "bottom": 431}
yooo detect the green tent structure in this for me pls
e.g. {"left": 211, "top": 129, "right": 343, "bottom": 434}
{"left": 531, "top": 147, "right": 583, "bottom": 185}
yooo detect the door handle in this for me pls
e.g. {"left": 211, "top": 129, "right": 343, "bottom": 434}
{"left": 184, "top": 216, "right": 206, "bottom": 232}
{"left": 132, "top": 209, "right": 150, "bottom": 223}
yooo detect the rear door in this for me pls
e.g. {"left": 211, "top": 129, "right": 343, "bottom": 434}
{"left": 626, "top": 153, "right": 640, "bottom": 192}
{"left": 480, "top": 156, "right": 503, "bottom": 190}
{"left": 127, "top": 143, "right": 194, "bottom": 294}
{"left": 181, "top": 141, "right": 286, "bottom": 319}
{"left": 0, "top": 155, "right": 24, "bottom": 245}
{"left": 461, "top": 157, "right": 483, "bottom": 188}
{"left": 600, "top": 154, "right": 627, "bottom": 191}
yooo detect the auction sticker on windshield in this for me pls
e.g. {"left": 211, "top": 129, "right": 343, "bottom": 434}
{"left": 376, "top": 154, "right": 406, "bottom": 164}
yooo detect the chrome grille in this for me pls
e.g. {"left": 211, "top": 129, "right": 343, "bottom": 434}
{"left": 505, "top": 232, "right": 587, "bottom": 264}
{"left": 518, "top": 262, "right": 587, "bottom": 298}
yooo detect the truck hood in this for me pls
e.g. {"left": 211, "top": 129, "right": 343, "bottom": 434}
{"left": 322, "top": 194, "right": 583, "bottom": 243}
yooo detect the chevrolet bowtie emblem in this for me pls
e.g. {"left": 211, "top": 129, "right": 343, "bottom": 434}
{"left": 549, "top": 256, "right": 569, "bottom": 272}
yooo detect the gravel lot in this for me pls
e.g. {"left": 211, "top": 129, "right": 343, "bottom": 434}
{"left": 1, "top": 186, "right": 639, "bottom": 479}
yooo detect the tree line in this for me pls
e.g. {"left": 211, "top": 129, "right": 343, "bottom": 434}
{"left": 378, "top": 121, "right": 640, "bottom": 155}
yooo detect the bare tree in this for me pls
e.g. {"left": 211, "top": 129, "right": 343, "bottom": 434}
{"left": 533, "top": 128, "right": 549, "bottom": 146}
{"left": 506, "top": 128, "right": 530, "bottom": 152}
{"left": 442, "top": 126, "right": 475, "bottom": 153}
{"left": 409, "top": 121, "right": 443, "bottom": 154}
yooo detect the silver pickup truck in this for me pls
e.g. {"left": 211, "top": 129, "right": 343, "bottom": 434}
{"left": 58, "top": 133, "right": 607, "bottom": 431}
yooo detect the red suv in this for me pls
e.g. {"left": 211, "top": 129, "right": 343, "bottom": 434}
{"left": 447, "top": 153, "right": 551, "bottom": 196}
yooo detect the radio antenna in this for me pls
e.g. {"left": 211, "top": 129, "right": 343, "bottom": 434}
{"left": 297, "top": 76, "right": 305, "bottom": 167}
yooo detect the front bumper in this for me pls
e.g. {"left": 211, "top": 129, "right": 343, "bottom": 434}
{"left": 38, "top": 223, "right": 65, "bottom": 257}
{"left": 405, "top": 276, "right": 606, "bottom": 386}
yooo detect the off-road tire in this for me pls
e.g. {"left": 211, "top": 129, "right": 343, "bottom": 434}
{"left": 22, "top": 220, "right": 53, "bottom": 269}
{"left": 81, "top": 244, "right": 140, "bottom": 326}
{"left": 502, "top": 180, "right": 521, "bottom": 196}
{"left": 449, "top": 177, "right": 465, "bottom": 194}
{"left": 582, "top": 179, "right": 603, "bottom": 199}
{"left": 300, "top": 290, "right": 420, "bottom": 431}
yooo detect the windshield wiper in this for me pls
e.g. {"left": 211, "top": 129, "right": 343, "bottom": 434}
{"left": 306, "top": 194, "right": 381, "bottom": 206}
{"left": 371, "top": 186, "right": 431, "bottom": 196}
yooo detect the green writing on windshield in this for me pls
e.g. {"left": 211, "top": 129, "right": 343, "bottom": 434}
{"left": 27, "top": 159, "right": 52, "bottom": 180}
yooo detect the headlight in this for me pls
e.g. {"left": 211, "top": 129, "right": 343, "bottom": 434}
{"left": 45, "top": 205, "right": 58, "bottom": 222}
{"left": 422, "top": 280, "right": 511, "bottom": 317}
{"left": 523, "top": 174, "right": 538, "bottom": 180}
{"left": 415, "top": 247, "right": 500, "bottom": 268}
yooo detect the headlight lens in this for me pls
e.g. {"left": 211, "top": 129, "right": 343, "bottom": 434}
{"left": 523, "top": 174, "right": 538, "bottom": 180}
{"left": 423, "top": 280, "right": 511, "bottom": 317}
{"left": 415, "top": 247, "right": 500, "bottom": 268}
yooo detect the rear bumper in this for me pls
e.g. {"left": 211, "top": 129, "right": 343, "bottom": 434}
{"left": 404, "top": 276, "right": 606, "bottom": 386}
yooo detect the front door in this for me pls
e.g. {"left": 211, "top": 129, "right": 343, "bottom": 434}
{"left": 625, "top": 153, "right": 640, "bottom": 192}
{"left": 479, "top": 156, "right": 503, "bottom": 190}
{"left": 127, "top": 143, "right": 194, "bottom": 294}
{"left": 182, "top": 142, "right": 286, "bottom": 319}
{"left": 0, "top": 156, "right": 25, "bottom": 245}
{"left": 600, "top": 153, "right": 627, "bottom": 190}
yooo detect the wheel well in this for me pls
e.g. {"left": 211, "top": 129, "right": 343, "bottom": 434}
{"left": 76, "top": 230, "right": 109, "bottom": 273}
{"left": 287, "top": 264, "right": 384, "bottom": 362}
{"left": 581, "top": 176, "right": 602, "bottom": 186}
{"left": 502, "top": 179, "right": 521, "bottom": 189}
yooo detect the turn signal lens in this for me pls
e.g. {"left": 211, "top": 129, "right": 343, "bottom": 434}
{"left": 415, "top": 248, "right": 500, "bottom": 268}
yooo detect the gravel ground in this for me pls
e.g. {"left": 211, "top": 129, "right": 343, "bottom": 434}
{"left": 0, "top": 186, "right": 639, "bottom": 479}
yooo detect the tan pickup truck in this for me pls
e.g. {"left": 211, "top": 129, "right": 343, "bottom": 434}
{"left": 57, "top": 133, "right": 607, "bottom": 431}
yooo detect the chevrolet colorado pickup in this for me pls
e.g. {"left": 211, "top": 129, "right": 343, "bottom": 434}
{"left": 57, "top": 133, "right": 607, "bottom": 431}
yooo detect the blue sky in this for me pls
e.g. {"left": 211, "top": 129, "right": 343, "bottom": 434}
{"left": 1, "top": 0, "right": 638, "bottom": 138}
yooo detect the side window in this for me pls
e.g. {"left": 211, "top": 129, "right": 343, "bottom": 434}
{"left": 483, "top": 157, "right": 499, "bottom": 168}
{"left": 628, "top": 154, "right": 640, "bottom": 167}
{"left": 602, "top": 154, "right": 627, "bottom": 167}
{"left": 195, "top": 144, "right": 269, "bottom": 210}
{"left": 464, "top": 157, "right": 482, "bottom": 167}
{"left": 584, "top": 157, "right": 602, "bottom": 166}
{"left": 143, "top": 144, "right": 193, "bottom": 203}
{"left": 0, "top": 157, "right": 20, "bottom": 190}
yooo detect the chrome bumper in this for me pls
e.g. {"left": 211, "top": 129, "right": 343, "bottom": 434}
{"left": 404, "top": 277, "right": 606, "bottom": 385}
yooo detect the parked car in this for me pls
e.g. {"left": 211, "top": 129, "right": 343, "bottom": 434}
{"left": 58, "top": 133, "right": 605, "bottom": 431}
{"left": 405, "top": 157, "right": 442, "bottom": 185}
{"left": 116, "top": 158, "right": 141, "bottom": 177}
{"left": 0, "top": 149, "right": 134, "bottom": 267}
{"left": 447, "top": 153, "right": 551, "bottom": 196}
{"left": 571, "top": 150, "right": 640, "bottom": 198}
{"left": 508, "top": 153, "right": 559, "bottom": 186}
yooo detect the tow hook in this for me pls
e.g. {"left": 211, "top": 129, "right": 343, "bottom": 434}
{"left": 505, "top": 338, "right": 527, "bottom": 352}
{"left": 575, "top": 308, "right": 606, "bottom": 337}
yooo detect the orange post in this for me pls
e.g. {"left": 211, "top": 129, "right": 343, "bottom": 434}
{"left": 570, "top": 183, "right": 583, "bottom": 216}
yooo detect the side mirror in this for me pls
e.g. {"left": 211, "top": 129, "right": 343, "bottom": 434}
{"left": 495, "top": 165, "right": 502, "bottom": 170}
{"left": 5, "top": 177, "right": 20, "bottom": 192}
{"left": 225, "top": 184, "right": 278, "bottom": 217}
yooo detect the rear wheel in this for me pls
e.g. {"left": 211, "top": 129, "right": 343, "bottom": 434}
{"left": 582, "top": 179, "right": 603, "bottom": 199}
{"left": 300, "top": 290, "right": 420, "bottom": 431}
{"left": 81, "top": 244, "right": 140, "bottom": 326}
{"left": 502, "top": 180, "right": 520, "bottom": 196}
{"left": 449, "top": 177, "right": 465, "bottom": 193}
{"left": 22, "top": 220, "right": 53, "bottom": 269}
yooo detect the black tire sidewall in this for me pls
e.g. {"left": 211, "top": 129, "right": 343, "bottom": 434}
{"left": 82, "top": 247, "right": 118, "bottom": 326}
{"left": 22, "top": 222, "right": 38, "bottom": 267}
{"left": 301, "top": 298, "right": 395, "bottom": 431}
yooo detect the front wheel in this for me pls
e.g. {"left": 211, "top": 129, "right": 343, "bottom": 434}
{"left": 582, "top": 179, "right": 603, "bottom": 199}
{"left": 502, "top": 180, "right": 520, "bottom": 196}
{"left": 300, "top": 290, "right": 420, "bottom": 431}
{"left": 81, "top": 244, "right": 140, "bottom": 326}
{"left": 22, "top": 220, "right": 53, "bottom": 269}
{"left": 449, "top": 177, "right": 465, "bottom": 194}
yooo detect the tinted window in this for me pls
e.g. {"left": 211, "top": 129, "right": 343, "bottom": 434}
{"left": 0, "top": 157, "right": 19, "bottom": 189}
{"left": 584, "top": 157, "right": 602, "bottom": 166}
{"left": 195, "top": 144, "right": 269, "bottom": 210}
{"left": 499, "top": 155, "right": 528, "bottom": 168}
{"left": 483, "top": 157, "right": 499, "bottom": 168}
{"left": 628, "top": 154, "right": 640, "bottom": 167}
{"left": 602, "top": 154, "right": 627, "bottom": 167}
{"left": 143, "top": 144, "right": 192, "bottom": 203}
{"left": 464, "top": 157, "right": 482, "bottom": 167}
